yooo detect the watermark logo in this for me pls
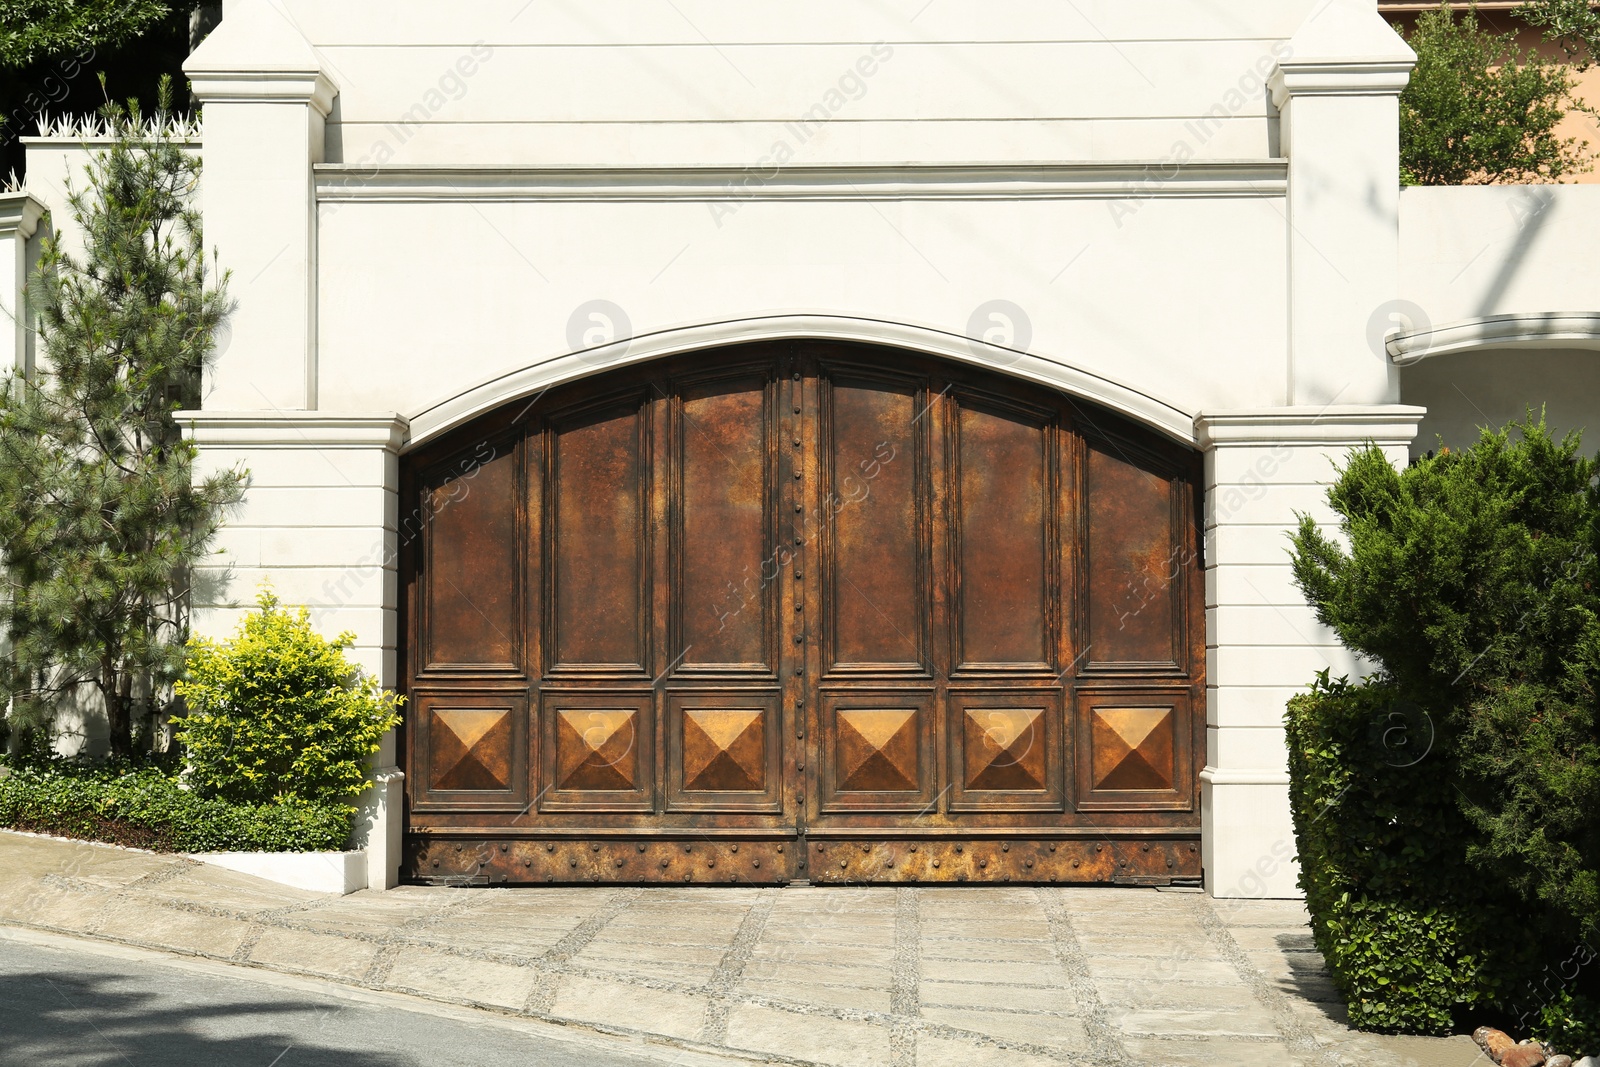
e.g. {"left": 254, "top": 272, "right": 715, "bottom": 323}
{"left": 567, "top": 300, "right": 633, "bottom": 366}
{"left": 1366, "top": 299, "right": 1432, "bottom": 363}
{"left": 966, "top": 300, "right": 1031, "bottom": 368}
{"left": 1372, "top": 698, "right": 1435, "bottom": 768}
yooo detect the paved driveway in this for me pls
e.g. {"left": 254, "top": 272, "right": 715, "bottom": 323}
{"left": 0, "top": 832, "right": 1479, "bottom": 1067}
{"left": 0, "top": 932, "right": 733, "bottom": 1066}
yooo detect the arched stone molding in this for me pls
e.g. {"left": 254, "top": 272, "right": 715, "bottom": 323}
{"left": 1388, "top": 313, "right": 1600, "bottom": 366}
{"left": 401, "top": 313, "right": 1198, "bottom": 451}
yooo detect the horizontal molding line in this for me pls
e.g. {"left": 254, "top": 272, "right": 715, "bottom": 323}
{"left": 1199, "top": 767, "right": 1291, "bottom": 786}
{"left": 312, "top": 39, "right": 1296, "bottom": 49}
{"left": 313, "top": 161, "right": 1288, "bottom": 203}
{"left": 1388, "top": 312, "right": 1600, "bottom": 365}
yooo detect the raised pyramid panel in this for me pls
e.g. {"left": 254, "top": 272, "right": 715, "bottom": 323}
{"left": 1076, "top": 691, "right": 1192, "bottom": 812}
{"left": 821, "top": 697, "right": 933, "bottom": 813}
{"left": 964, "top": 707, "right": 1046, "bottom": 791}
{"left": 1091, "top": 706, "right": 1174, "bottom": 792}
{"left": 683, "top": 708, "right": 765, "bottom": 791}
{"left": 430, "top": 706, "right": 512, "bottom": 791}
{"left": 540, "top": 694, "right": 653, "bottom": 812}
{"left": 666, "top": 694, "right": 782, "bottom": 813}
{"left": 412, "top": 691, "right": 527, "bottom": 812}
{"left": 556, "top": 708, "right": 639, "bottom": 790}
{"left": 948, "top": 692, "right": 1064, "bottom": 813}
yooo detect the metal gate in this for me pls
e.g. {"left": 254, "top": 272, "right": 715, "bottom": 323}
{"left": 400, "top": 341, "right": 1204, "bottom": 885}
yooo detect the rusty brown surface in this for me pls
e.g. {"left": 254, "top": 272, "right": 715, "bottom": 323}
{"left": 550, "top": 398, "right": 650, "bottom": 671}
{"left": 809, "top": 836, "right": 1201, "bottom": 885}
{"left": 403, "top": 833, "right": 1200, "bottom": 886}
{"left": 400, "top": 342, "right": 1206, "bottom": 886}
{"left": 407, "top": 835, "right": 798, "bottom": 885}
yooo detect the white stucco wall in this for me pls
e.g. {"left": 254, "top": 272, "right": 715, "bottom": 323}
{"left": 314, "top": 192, "right": 1290, "bottom": 427}
{"left": 281, "top": 2, "right": 1313, "bottom": 168}
{"left": 1404, "top": 348, "right": 1600, "bottom": 454}
{"left": 1395, "top": 185, "right": 1600, "bottom": 458}
{"left": 1400, "top": 185, "right": 1600, "bottom": 325}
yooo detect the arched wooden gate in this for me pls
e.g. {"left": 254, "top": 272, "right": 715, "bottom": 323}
{"left": 400, "top": 341, "right": 1204, "bottom": 885}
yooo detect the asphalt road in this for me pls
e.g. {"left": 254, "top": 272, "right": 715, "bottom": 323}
{"left": 0, "top": 934, "right": 713, "bottom": 1067}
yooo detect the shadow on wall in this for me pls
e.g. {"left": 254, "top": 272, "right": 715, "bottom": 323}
{"left": 1401, "top": 348, "right": 1600, "bottom": 455}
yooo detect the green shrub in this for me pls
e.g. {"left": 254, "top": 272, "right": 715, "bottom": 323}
{"left": 1287, "top": 675, "right": 1539, "bottom": 1033}
{"left": 174, "top": 591, "right": 402, "bottom": 805}
{"left": 1290, "top": 416, "right": 1600, "bottom": 1044}
{"left": 0, "top": 761, "right": 352, "bottom": 852}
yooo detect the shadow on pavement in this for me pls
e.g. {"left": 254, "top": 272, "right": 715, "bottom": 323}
{"left": 1, "top": 968, "right": 413, "bottom": 1067}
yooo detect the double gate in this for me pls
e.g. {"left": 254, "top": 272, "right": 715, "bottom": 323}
{"left": 400, "top": 341, "right": 1203, "bottom": 885}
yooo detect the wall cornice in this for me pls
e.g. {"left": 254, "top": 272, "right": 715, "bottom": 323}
{"left": 1269, "top": 61, "right": 1414, "bottom": 107}
{"left": 314, "top": 160, "right": 1289, "bottom": 204}
{"left": 1200, "top": 767, "right": 1292, "bottom": 786}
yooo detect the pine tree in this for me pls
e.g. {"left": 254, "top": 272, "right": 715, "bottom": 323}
{"left": 0, "top": 77, "right": 246, "bottom": 759}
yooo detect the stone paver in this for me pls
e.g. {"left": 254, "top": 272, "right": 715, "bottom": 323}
{"left": 0, "top": 830, "right": 1482, "bottom": 1067}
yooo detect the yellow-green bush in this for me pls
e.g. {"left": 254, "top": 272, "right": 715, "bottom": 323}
{"left": 175, "top": 591, "right": 402, "bottom": 806}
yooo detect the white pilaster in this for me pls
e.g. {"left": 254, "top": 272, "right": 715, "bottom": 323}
{"left": 181, "top": 410, "right": 408, "bottom": 889}
{"left": 183, "top": 0, "right": 334, "bottom": 410}
{"left": 0, "top": 192, "right": 44, "bottom": 376}
{"left": 1271, "top": 0, "right": 1414, "bottom": 407}
{"left": 1197, "top": 406, "right": 1422, "bottom": 898}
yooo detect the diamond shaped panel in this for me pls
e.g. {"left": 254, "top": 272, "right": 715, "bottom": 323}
{"left": 555, "top": 708, "right": 638, "bottom": 791}
{"left": 682, "top": 708, "right": 765, "bottom": 791}
{"left": 963, "top": 707, "right": 1046, "bottom": 791}
{"left": 836, "top": 709, "right": 919, "bottom": 792}
{"left": 430, "top": 706, "right": 512, "bottom": 791}
{"left": 1091, "top": 706, "right": 1175, "bottom": 791}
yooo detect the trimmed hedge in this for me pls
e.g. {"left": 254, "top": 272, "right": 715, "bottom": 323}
{"left": 0, "top": 762, "right": 353, "bottom": 853}
{"left": 1286, "top": 674, "right": 1541, "bottom": 1033}
{"left": 1289, "top": 418, "right": 1600, "bottom": 1049}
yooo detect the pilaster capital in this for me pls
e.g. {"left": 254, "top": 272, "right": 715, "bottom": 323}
{"left": 183, "top": 0, "right": 336, "bottom": 114}
{"left": 1268, "top": 0, "right": 1415, "bottom": 108}
{"left": 176, "top": 411, "right": 409, "bottom": 451}
{"left": 0, "top": 191, "right": 45, "bottom": 240}
{"left": 1195, "top": 407, "right": 1425, "bottom": 449}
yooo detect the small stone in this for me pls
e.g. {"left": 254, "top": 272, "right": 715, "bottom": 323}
{"left": 1478, "top": 1029, "right": 1518, "bottom": 1061}
{"left": 1546, "top": 1055, "right": 1572, "bottom": 1067}
{"left": 1502, "top": 1046, "right": 1546, "bottom": 1067}
{"left": 1573, "top": 1058, "right": 1599, "bottom": 1067}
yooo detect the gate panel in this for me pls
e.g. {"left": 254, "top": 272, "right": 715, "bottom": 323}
{"left": 539, "top": 690, "right": 653, "bottom": 811}
{"left": 818, "top": 691, "right": 937, "bottom": 812}
{"left": 821, "top": 371, "right": 928, "bottom": 674}
{"left": 419, "top": 442, "right": 521, "bottom": 673}
{"left": 410, "top": 688, "right": 528, "bottom": 812}
{"left": 677, "top": 374, "right": 775, "bottom": 672}
{"left": 666, "top": 690, "right": 783, "bottom": 812}
{"left": 951, "top": 397, "right": 1052, "bottom": 672}
{"left": 1083, "top": 437, "right": 1189, "bottom": 675}
{"left": 947, "top": 687, "right": 1064, "bottom": 813}
{"left": 549, "top": 398, "right": 650, "bottom": 674}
